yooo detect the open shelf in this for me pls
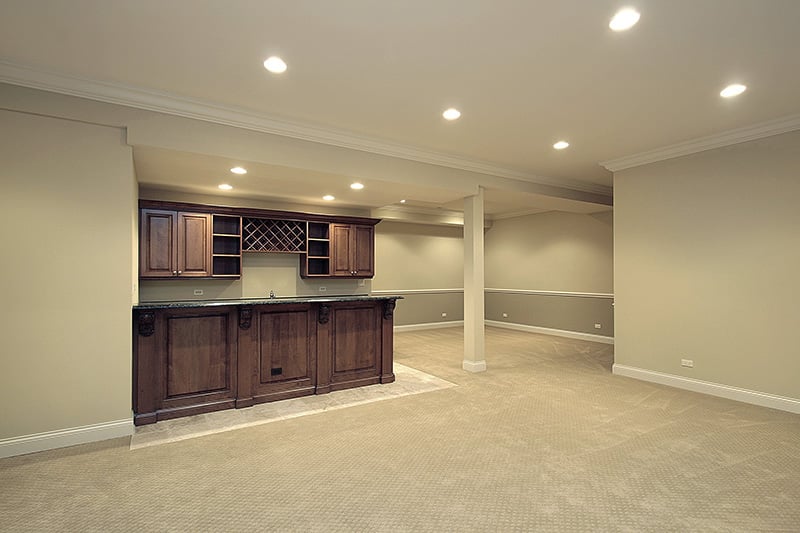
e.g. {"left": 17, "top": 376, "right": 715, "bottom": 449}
{"left": 212, "top": 215, "right": 242, "bottom": 278}
{"left": 301, "top": 222, "right": 332, "bottom": 277}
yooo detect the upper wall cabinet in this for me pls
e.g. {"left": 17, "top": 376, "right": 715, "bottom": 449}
{"left": 331, "top": 224, "right": 374, "bottom": 278}
{"left": 139, "top": 200, "right": 379, "bottom": 280}
{"left": 140, "top": 209, "right": 212, "bottom": 278}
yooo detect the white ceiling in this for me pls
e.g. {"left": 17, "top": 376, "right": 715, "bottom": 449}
{"left": 2, "top": 0, "right": 799, "bottom": 215}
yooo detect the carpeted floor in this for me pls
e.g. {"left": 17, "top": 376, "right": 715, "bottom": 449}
{"left": 1, "top": 326, "right": 798, "bottom": 532}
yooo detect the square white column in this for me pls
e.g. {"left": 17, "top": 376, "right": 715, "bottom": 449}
{"left": 463, "top": 187, "right": 486, "bottom": 372}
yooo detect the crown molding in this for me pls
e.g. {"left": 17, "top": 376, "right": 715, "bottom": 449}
{"left": 600, "top": 113, "right": 800, "bottom": 172}
{"left": 0, "top": 60, "right": 611, "bottom": 198}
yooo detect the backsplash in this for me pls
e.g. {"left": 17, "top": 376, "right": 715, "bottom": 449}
{"left": 139, "top": 253, "right": 369, "bottom": 302}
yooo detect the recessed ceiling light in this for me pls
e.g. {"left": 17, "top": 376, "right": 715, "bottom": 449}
{"left": 230, "top": 167, "right": 247, "bottom": 175}
{"left": 720, "top": 84, "right": 747, "bottom": 98}
{"left": 350, "top": 182, "right": 364, "bottom": 190}
{"left": 609, "top": 8, "right": 640, "bottom": 31}
{"left": 400, "top": 199, "right": 407, "bottom": 204}
{"left": 263, "top": 56, "right": 287, "bottom": 74}
{"left": 323, "top": 195, "right": 335, "bottom": 201}
{"left": 218, "top": 184, "right": 233, "bottom": 191}
{"left": 442, "top": 108, "right": 461, "bottom": 121}
{"left": 553, "top": 141, "right": 570, "bottom": 150}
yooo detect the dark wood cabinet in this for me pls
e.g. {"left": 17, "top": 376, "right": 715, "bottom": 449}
{"left": 133, "top": 297, "right": 398, "bottom": 425}
{"left": 237, "top": 303, "right": 317, "bottom": 407}
{"left": 133, "top": 306, "right": 238, "bottom": 424}
{"left": 331, "top": 224, "right": 374, "bottom": 278}
{"left": 327, "top": 302, "right": 382, "bottom": 389}
{"left": 140, "top": 200, "right": 379, "bottom": 280}
{"left": 140, "top": 209, "right": 211, "bottom": 278}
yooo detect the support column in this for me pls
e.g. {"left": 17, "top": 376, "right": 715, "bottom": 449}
{"left": 463, "top": 187, "right": 486, "bottom": 372}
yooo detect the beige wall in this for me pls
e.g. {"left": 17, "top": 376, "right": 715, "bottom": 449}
{"left": 0, "top": 110, "right": 136, "bottom": 439}
{"left": 484, "top": 211, "right": 614, "bottom": 335}
{"left": 614, "top": 130, "right": 800, "bottom": 399}
{"left": 485, "top": 211, "right": 613, "bottom": 292}
{"left": 373, "top": 222, "right": 464, "bottom": 326}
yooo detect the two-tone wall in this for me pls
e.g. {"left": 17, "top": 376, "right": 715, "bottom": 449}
{"left": 484, "top": 211, "right": 614, "bottom": 341}
{"left": 373, "top": 212, "right": 615, "bottom": 342}
{"left": 614, "top": 130, "right": 800, "bottom": 411}
{"left": 372, "top": 222, "right": 465, "bottom": 328}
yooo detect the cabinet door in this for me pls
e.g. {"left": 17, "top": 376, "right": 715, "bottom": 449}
{"left": 247, "top": 304, "right": 317, "bottom": 403}
{"left": 177, "top": 212, "right": 211, "bottom": 277}
{"left": 134, "top": 306, "right": 238, "bottom": 424}
{"left": 140, "top": 209, "right": 176, "bottom": 278}
{"left": 328, "top": 302, "right": 382, "bottom": 389}
{"left": 331, "top": 224, "right": 374, "bottom": 277}
{"left": 352, "top": 225, "right": 374, "bottom": 277}
{"left": 331, "top": 224, "right": 353, "bottom": 276}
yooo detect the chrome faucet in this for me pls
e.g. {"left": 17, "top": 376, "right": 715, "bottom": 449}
{"left": 269, "top": 290, "right": 276, "bottom": 299}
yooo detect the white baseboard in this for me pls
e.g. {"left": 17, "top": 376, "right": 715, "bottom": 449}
{"left": 395, "top": 320, "right": 464, "bottom": 332}
{"left": 613, "top": 364, "right": 800, "bottom": 414}
{"left": 0, "top": 419, "right": 134, "bottom": 459}
{"left": 485, "top": 320, "right": 614, "bottom": 344}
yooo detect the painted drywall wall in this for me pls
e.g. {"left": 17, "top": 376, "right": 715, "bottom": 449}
{"left": 614, "top": 130, "right": 800, "bottom": 399}
{"left": 140, "top": 254, "right": 367, "bottom": 302}
{"left": 485, "top": 211, "right": 613, "bottom": 291}
{"left": 0, "top": 110, "right": 136, "bottom": 439}
{"left": 373, "top": 222, "right": 464, "bottom": 326}
{"left": 484, "top": 211, "right": 614, "bottom": 335}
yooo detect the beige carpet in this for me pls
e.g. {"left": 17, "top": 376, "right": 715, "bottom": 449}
{"left": 1, "top": 326, "right": 798, "bottom": 532}
{"left": 131, "top": 363, "right": 456, "bottom": 450}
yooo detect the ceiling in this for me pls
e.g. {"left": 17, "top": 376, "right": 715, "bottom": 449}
{"left": 1, "top": 0, "right": 799, "bottom": 215}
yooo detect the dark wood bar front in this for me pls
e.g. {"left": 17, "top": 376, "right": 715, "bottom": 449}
{"left": 133, "top": 296, "right": 400, "bottom": 425}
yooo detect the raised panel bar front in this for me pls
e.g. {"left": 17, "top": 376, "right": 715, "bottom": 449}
{"left": 329, "top": 303, "right": 382, "bottom": 390}
{"left": 247, "top": 304, "right": 317, "bottom": 404}
{"left": 166, "top": 314, "right": 230, "bottom": 397}
{"left": 333, "top": 307, "right": 378, "bottom": 373}
{"left": 133, "top": 296, "right": 399, "bottom": 425}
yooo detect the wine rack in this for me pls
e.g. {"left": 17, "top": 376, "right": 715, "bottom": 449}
{"left": 243, "top": 218, "right": 307, "bottom": 253}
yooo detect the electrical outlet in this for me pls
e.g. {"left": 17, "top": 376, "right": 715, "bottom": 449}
{"left": 319, "top": 286, "right": 327, "bottom": 292}
{"left": 441, "top": 312, "right": 447, "bottom": 318}
{"left": 193, "top": 289, "right": 204, "bottom": 296}
{"left": 502, "top": 313, "right": 508, "bottom": 318}
{"left": 681, "top": 359, "right": 694, "bottom": 368}
{"left": 358, "top": 279, "right": 366, "bottom": 287}
{"left": 594, "top": 323, "right": 602, "bottom": 329}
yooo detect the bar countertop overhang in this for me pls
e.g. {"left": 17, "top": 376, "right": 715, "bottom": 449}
{"left": 133, "top": 294, "right": 403, "bottom": 310}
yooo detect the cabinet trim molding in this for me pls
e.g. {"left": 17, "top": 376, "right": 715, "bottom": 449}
{"left": 137, "top": 311, "right": 155, "bottom": 337}
{"left": 318, "top": 304, "right": 331, "bottom": 324}
{"left": 140, "top": 199, "right": 380, "bottom": 227}
{"left": 238, "top": 307, "right": 253, "bottom": 330}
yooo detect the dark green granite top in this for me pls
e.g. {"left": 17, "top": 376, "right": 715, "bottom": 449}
{"left": 133, "top": 294, "right": 402, "bottom": 310}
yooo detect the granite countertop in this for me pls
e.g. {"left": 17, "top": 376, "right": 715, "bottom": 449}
{"left": 133, "top": 294, "right": 402, "bottom": 310}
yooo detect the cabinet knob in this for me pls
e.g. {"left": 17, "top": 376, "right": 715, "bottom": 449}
{"left": 172, "top": 270, "right": 178, "bottom": 276}
{"left": 177, "top": 270, "right": 182, "bottom": 275}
